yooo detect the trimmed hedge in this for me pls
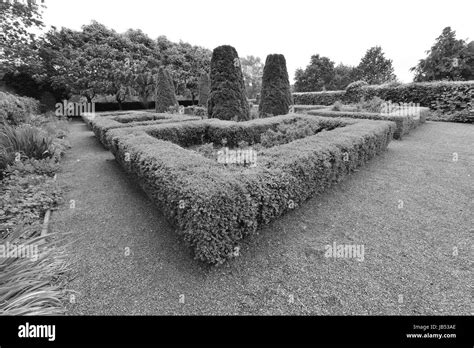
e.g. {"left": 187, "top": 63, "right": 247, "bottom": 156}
{"left": 88, "top": 112, "right": 199, "bottom": 147}
{"left": 293, "top": 81, "right": 474, "bottom": 114}
{"left": 93, "top": 101, "right": 152, "bottom": 112}
{"left": 208, "top": 45, "right": 250, "bottom": 121}
{"left": 305, "top": 108, "right": 428, "bottom": 140}
{"left": 293, "top": 91, "right": 346, "bottom": 106}
{"left": 350, "top": 81, "right": 474, "bottom": 112}
{"left": 294, "top": 104, "right": 329, "bottom": 113}
{"left": 155, "top": 68, "right": 178, "bottom": 113}
{"left": 259, "top": 54, "right": 292, "bottom": 117}
{"left": 89, "top": 100, "right": 198, "bottom": 112}
{"left": 105, "top": 114, "right": 395, "bottom": 264}
{"left": 80, "top": 110, "right": 150, "bottom": 127}
{"left": 0, "top": 92, "right": 40, "bottom": 125}
{"left": 427, "top": 109, "right": 474, "bottom": 123}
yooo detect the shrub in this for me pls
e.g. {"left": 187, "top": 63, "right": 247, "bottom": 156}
{"left": 0, "top": 124, "right": 54, "bottom": 174}
{"left": 331, "top": 101, "right": 344, "bottom": 111}
{"left": 167, "top": 105, "right": 183, "bottom": 114}
{"left": 184, "top": 106, "right": 207, "bottom": 117}
{"left": 293, "top": 105, "right": 328, "bottom": 113}
{"left": 0, "top": 92, "right": 40, "bottom": 125}
{"left": 155, "top": 67, "right": 178, "bottom": 113}
{"left": 428, "top": 109, "right": 474, "bottom": 123}
{"left": 0, "top": 172, "right": 62, "bottom": 233}
{"left": 208, "top": 45, "right": 250, "bottom": 121}
{"left": 355, "top": 96, "right": 386, "bottom": 113}
{"left": 105, "top": 114, "right": 395, "bottom": 264}
{"left": 259, "top": 119, "right": 342, "bottom": 148}
{"left": 344, "top": 80, "right": 369, "bottom": 102}
{"left": 4, "top": 158, "right": 60, "bottom": 177}
{"left": 259, "top": 54, "right": 293, "bottom": 117}
{"left": 191, "top": 142, "right": 216, "bottom": 160}
{"left": 198, "top": 73, "right": 210, "bottom": 107}
{"left": 293, "top": 91, "right": 346, "bottom": 105}
{"left": 354, "top": 81, "right": 474, "bottom": 112}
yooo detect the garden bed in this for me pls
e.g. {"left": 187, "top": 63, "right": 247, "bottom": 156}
{"left": 104, "top": 114, "right": 395, "bottom": 264}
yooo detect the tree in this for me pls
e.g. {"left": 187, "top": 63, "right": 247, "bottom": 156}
{"left": 39, "top": 21, "right": 149, "bottom": 104}
{"left": 198, "top": 73, "right": 210, "bottom": 107}
{"left": 165, "top": 41, "right": 211, "bottom": 101}
{"left": 40, "top": 23, "right": 127, "bottom": 103}
{"left": 259, "top": 54, "right": 292, "bottom": 117}
{"left": 331, "top": 64, "right": 357, "bottom": 90}
{"left": 355, "top": 46, "right": 396, "bottom": 84}
{"left": 240, "top": 55, "right": 264, "bottom": 99}
{"left": 131, "top": 68, "right": 157, "bottom": 108}
{"left": 0, "top": 0, "right": 45, "bottom": 75}
{"left": 208, "top": 45, "right": 249, "bottom": 121}
{"left": 411, "top": 27, "right": 474, "bottom": 81}
{"left": 294, "top": 54, "right": 336, "bottom": 92}
{"left": 155, "top": 67, "right": 177, "bottom": 113}
{"left": 122, "top": 29, "right": 161, "bottom": 107}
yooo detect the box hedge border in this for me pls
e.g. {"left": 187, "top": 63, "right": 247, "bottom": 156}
{"left": 88, "top": 112, "right": 200, "bottom": 147}
{"left": 293, "top": 91, "right": 346, "bottom": 106}
{"left": 293, "top": 104, "right": 328, "bottom": 113}
{"left": 304, "top": 108, "right": 428, "bottom": 140}
{"left": 105, "top": 114, "right": 395, "bottom": 264}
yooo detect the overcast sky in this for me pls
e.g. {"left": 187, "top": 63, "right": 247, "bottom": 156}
{"left": 41, "top": 0, "right": 473, "bottom": 83}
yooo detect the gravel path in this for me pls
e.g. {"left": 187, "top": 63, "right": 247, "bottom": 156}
{"left": 52, "top": 119, "right": 473, "bottom": 315}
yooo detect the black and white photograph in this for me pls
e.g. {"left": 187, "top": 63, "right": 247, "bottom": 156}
{"left": 0, "top": 0, "right": 472, "bottom": 345}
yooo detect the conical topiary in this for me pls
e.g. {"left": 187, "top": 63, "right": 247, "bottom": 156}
{"left": 259, "top": 54, "right": 292, "bottom": 117}
{"left": 208, "top": 45, "right": 250, "bottom": 121}
{"left": 155, "top": 67, "right": 177, "bottom": 113}
{"left": 198, "top": 73, "right": 210, "bottom": 107}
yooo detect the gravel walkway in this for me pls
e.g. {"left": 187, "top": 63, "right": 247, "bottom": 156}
{"left": 51, "top": 119, "right": 473, "bottom": 315}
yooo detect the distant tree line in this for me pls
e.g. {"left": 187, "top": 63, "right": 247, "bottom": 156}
{"left": 1, "top": 2, "right": 211, "bottom": 107}
{"left": 1, "top": 1, "right": 471, "bottom": 103}
{"left": 294, "top": 27, "right": 473, "bottom": 92}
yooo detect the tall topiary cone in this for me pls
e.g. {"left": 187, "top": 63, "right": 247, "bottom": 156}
{"left": 208, "top": 45, "right": 250, "bottom": 121}
{"left": 198, "top": 73, "right": 210, "bottom": 107}
{"left": 155, "top": 67, "right": 177, "bottom": 113}
{"left": 259, "top": 54, "right": 292, "bottom": 117}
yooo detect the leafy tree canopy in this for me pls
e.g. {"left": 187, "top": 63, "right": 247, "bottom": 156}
{"left": 411, "top": 27, "right": 474, "bottom": 81}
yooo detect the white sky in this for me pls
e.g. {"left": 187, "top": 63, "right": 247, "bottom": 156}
{"left": 41, "top": 0, "right": 473, "bottom": 83}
